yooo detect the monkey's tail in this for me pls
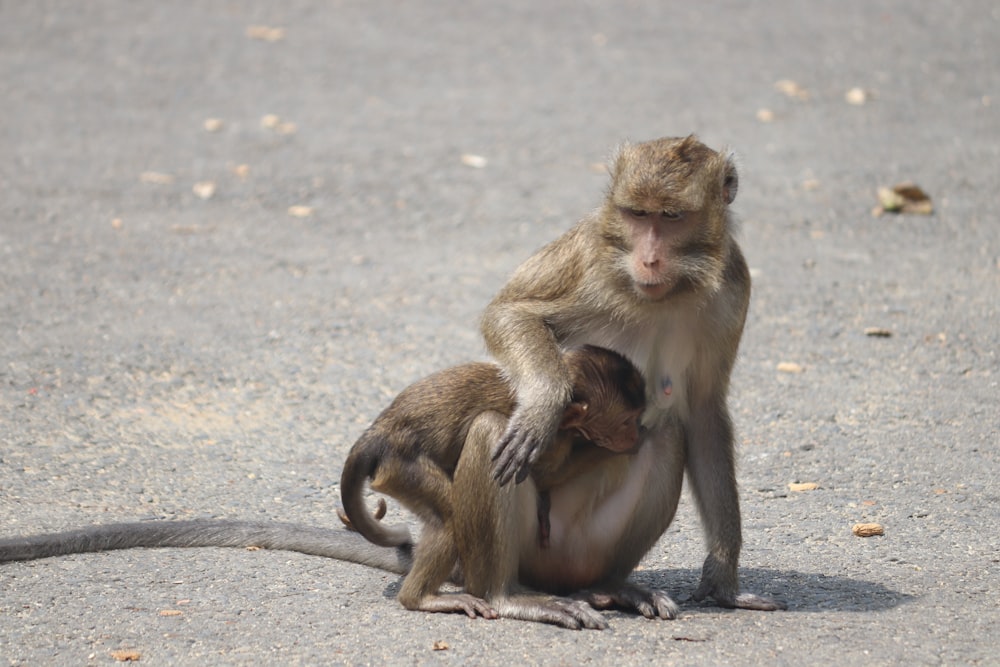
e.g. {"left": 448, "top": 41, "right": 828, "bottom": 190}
{"left": 339, "top": 446, "right": 414, "bottom": 548}
{"left": 0, "top": 520, "right": 412, "bottom": 574}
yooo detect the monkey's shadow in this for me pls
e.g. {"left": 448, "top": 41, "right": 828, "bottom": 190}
{"left": 382, "top": 568, "right": 912, "bottom": 614}
{"left": 631, "top": 567, "right": 914, "bottom": 613}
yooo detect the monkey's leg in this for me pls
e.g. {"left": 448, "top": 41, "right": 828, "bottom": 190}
{"left": 396, "top": 523, "right": 497, "bottom": 619}
{"left": 455, "top": 411, "right": 607, "bottom": 630}
{"left": 686, "top": 401, "right": 786, "bottom": 611}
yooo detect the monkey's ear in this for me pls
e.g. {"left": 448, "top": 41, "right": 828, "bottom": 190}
{"left": 560, "top": 402, "right": 589, "bottom": 430}
{"left": 722, "top": 153, "right": 739, "bottom": 204}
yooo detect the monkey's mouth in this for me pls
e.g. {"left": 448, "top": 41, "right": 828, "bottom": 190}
{"left": 635, "top": 281, "right": 671, "bottom": 300}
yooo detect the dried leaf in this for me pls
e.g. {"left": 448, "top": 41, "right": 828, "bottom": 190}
{"left": 247, "top": 25, "right": 286, "bottom": 42}
{"left": 774, "top": 79, "right": 809, "bottom": 100}
{"left": 777, "top": 362, "right": 804, "bottom": 374}
{"left": 111, "top": 650, "right": 142, "bottom": 662}
{"left": 845, "top": 87, "right": 868, "bottom": 105}
{"left": 788, "top": 482, "right": 819, "bottom": 492}
{"left": 852, "top": 523, "right": 884, "bottom": 537}
{"left": 756, "top": 108, "right": 775, "bottom": 123}
{"left": 874, "top": 183, "right": 933, "bottom": 216}
{"left": 139, "top": 171, "right": 175, "bottom": 185}
{"left": 159, "top": 609, "right": 183, "bottom": 617}
{"left": 192, "top": 181, "right": 216, "bottom": 200}
{"left": 260, "top": 114, "right": 281, "bottom": 129}
{"left": 232, "top": 164, "right": 250, "bottom": 179}
{"left": 461, "top": 154, "right": 487, "bottom": 168}
{"left": 432, "top": 641, "right": 450, "bottom": 651}
{"left": 203, "top": 118, "right": 224, "bottom": 132}
{"left": 288, "top": 205, "right": 314, "bottom": 218}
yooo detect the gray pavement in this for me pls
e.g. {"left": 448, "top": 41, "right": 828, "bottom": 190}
{"left": 1, "top": 1, "right": 998, "bottom": 664}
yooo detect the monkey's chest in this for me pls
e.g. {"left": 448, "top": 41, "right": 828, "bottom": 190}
{"left": 567, "top": 317, "right": 695, "bottom": 414}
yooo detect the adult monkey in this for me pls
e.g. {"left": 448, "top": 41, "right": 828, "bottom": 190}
{"left": 483, "top": 135, "right": 784, "bottom": 612}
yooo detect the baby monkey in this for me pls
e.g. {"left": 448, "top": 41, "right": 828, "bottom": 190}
{"left": 338, "top": 344, "right": 646, "bottom": 616}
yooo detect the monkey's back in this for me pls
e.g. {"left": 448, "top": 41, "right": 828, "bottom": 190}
{"left": 360, "top": 361, "right": 515, "bottom": 477}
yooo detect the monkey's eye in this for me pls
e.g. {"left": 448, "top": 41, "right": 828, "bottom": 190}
{"left": 660, "top": 210, "right": 683, "bottom": 220}
{"left": 625, "top": 208, "right": 649, "bottom": 218}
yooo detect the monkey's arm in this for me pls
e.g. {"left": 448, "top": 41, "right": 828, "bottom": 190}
{"left": 685, "top": 398, "right": 785, "bottom": 611}
{"left": 481, "top": 235, "right": 591, "bottom": 484}
{"left": 685, "top": 252, "right": 783, "bottom": 611}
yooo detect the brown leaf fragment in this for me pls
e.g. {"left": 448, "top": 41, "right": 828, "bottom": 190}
{"left": 777, "top": 362, "right": 804, "bottom": 374}
{"left": 432, "top": 641, "right": 450, "bottom": 651}
{"left": 159, "top": 609, "right": 183, "bottom": 617}
{"left": 864, "top": 327, "right": 893, "bottom": 337}
{"left": 852, "top": 522, "right": 884, "bottom": 537}
{"left": 111, "top": 650, "right": 142, "bottom": 662}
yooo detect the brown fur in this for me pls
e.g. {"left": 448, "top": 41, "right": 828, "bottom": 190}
{"left": 338, "top": 345, "right": 645, "bottom": 620}
{"left": 483, "top": 136, "right": 784, "bottom": 614}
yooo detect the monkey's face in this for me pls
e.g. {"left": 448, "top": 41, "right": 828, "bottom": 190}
{"left": 581, "top": 407, "right": 644, "bottom": 453}
{"left": 615, "top": 207, "right": 701, "bottom": 301}
{"left": 606, "top": 136, "right": 737, "bottom": 302}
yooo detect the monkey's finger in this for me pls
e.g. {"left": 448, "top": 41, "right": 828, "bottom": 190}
{"left": 651, "top": 591, "right": 681, "bottom": 620}
{"left": 491, "top": 430, "right": 534, "bottom": 485}
{"left": 570, "top": 605, "right": 610, "bottom": 630}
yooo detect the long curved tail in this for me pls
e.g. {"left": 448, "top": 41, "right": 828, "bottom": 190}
{"left": 0, "top": 520, "right": 412, "bottom": 574}
{"left": 339, "top": 444, "right": 414, "bottom": 548}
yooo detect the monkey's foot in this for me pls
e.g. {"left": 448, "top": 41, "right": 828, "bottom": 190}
{"left": 691, "top": 580, "right": 787, "bottom": 611}
{"left": 576, "top": 583, "right": 680, "bottom": 620}
{"left": 493, "top": 594, "right": 608, "bottom": 630}
{"left": 410, "top": 593, "right": 498, "bottom": 619}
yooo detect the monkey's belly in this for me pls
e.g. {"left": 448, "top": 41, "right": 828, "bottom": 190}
{"left": 520, "top": 444, "right": 655, "bottom": 591}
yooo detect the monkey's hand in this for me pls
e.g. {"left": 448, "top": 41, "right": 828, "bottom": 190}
{"left": 491, "top": 403, "right": 563, "bottom": 485}
{"left": 576, "top": 583, "right": 680, "bottom": 620}
{"left": 692, "top": 554, "right": 787, "bottom": 611}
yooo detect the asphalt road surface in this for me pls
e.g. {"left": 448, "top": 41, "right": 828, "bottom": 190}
{"left": 1, "top": 2, "right": 997, "bottom": 665}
